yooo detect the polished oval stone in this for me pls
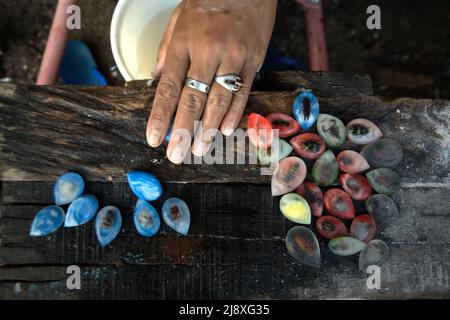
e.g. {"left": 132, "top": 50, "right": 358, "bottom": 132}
{"left": 134, "top": 199, "right": 160, "bottom": 237}
{"left": 366, "top": 168, "right": 401, "bottom": 196}
{"left": 30, "top": 205, "right": 65, "bottom": 236}
{"left": 165, "top": 121, "right": 174, "bottom": 142}
{"left": 350, "top": 214, "right": 377, "bottom": 243}
{"left": 339, "top": 173, "right": 372, "bottom": 201}
{"left": 54, "top": 172, "right": 85, "bottom": 205}
{"left": 127, "top": 171, "right": 163, "bottom": 201}
{"left": 285, "top": 226, "right": 320, "bottom": 267}
{"left": 64, "top": 194, "right": 99, "bottom": 227}
{"left": 329, "top": 237, "right": 366, "bottom": 256}
{"left": 312, "top": 150, "right": 339, "bottom": 186}
{"left": 360, "top": 138, "right": 403, "bottom": 168}
{"left": 337, "top": 150, "right": 370, "bottom": 174}
{"left": 271, "top": 157, "right": 307, "bottom": 196}
{"left": 290, "top": 133, "right": 325, "bottom": 159}
{"left": 95, "top": 206, "right": 122, "bottom": 247}
{"left": 247, "top": 112, "right": 273, "bottom": 149}
{"left": 317, "top": 114, "right": 347, "bottom": 147}
{"left": 266, "top": 112, "right": 301, "bottom": 138}
{"left": 366, "top": 194, "right": 399, "bottom": 224}
{"left": 346, "top": 118, "right": 383, "bottom": 145}
{"left": 324, "top": 188, "right": 356, "bottom": 219}
{"left": 162, "top": 197, "right": 190, "bottom": 235}
{"left": 359, "top": 239, "right": 389, "bottom": 271}
{"left": 315, "top": 215, "right": 349, "bottom": 240}
{"left": 257, "top": 137, "right": 293, "bottom": 165}
{"left": 296, "top": 181, "right": 323, "bottom": 217}
{"left": 280, "top": 193, "right": 311, "bottom": 224}
{"left": 292, "top": 91, "right": 320, "bottom": 131}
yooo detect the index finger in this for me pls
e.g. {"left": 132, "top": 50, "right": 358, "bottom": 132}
{"left": 146, "top": 49, "right": 189, "bottom": 147}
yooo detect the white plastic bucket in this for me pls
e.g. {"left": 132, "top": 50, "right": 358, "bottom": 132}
{"left": 110, "top": 0, "right": 182, "bottom": 81}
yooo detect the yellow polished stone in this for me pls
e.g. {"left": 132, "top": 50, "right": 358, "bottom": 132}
{"left": 279, "top": 193, "right": 311, "bottom": 224}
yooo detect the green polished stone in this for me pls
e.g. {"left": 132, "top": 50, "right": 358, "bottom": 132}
{"left": 359, "top": 239, "right": 389, "bottom": 271}
{"left": 286, "top": 226, "right": 321, "bottom": 267}
{"left": 317, "top": 114, "right": 347, "bottom": 147}
{"left": 366, "top": 194, "right": 399, "bottom": 226}
{"left": 312, "top": 150, "right": 339, "bottom": 186}
{"left": 360, "top": 138, "right": 403, "bottom": 168}
{"left": 328, "top": 236, "right": 366, "bottom": 256}
{"left": 366, "top": 168, "right": 401, "bottom": 196}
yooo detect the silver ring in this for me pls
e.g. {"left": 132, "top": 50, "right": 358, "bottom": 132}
{"left": 185, "top": 77, "right": 210, "bottom": 94}
{"left": 215, "top": 74, "right": 243, "bottom": 92}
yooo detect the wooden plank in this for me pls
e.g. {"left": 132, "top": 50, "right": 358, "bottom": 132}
{"left": 129, "top": 70, "right": 374, "bottom": 96}
{"left": 1, "top": 181, "right": 448, "bottom": 299}
{"left": 0, "top": 84, "right": 449, "bottom": 183}
{"left": 0, "top": 243, "right": 448, "bottom": 299}
{"left": 1, "top": 183, "right": 448, "bottom": 263}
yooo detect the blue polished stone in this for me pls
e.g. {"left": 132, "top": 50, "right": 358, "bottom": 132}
{"left": 162, "top": 198, "right": 190, "bottom": 236}
{"left": 54, "top": 172, "right": 85, "bottom": 205}
{"left": 293, "top": 91, "right": 320, "bottom": 131}
{"left": 64, "top": 194, "right": 99, "bottom": 227}
{"left": 95, "top": 206, "right": 122, "bottom": 247}
{"left": 127, "top": 171, "right": 163, "bottom": 201}
{"left": 165, "top": 122, "right": 173, "bottom": 142}
{"left": 30, "top": 205, "right": 65, "bottom": 236}
{"left": 134, "top": 199, "right": 161, "bottom": 237}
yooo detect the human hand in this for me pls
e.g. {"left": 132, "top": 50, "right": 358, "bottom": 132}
{"left": 146, "top": 0, "right": 277, "bottom": 164}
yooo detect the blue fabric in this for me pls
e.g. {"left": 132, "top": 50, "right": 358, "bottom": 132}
{"left": 59, "top": 40, "right": 107, "bottom": 86}
{"left": 261, "top": 43, "right": 307, "bottom": 72}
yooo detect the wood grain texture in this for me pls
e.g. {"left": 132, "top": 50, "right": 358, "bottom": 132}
{"left": 0, "top": 84, "right": 448, "bottom": 184}
{"left": 0, "top": 182, "right": 449, "bottom": 299}
{"left": 128, "top": 70, "right": 374, "bottom": 96}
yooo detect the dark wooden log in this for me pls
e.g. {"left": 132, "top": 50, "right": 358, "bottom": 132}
{"left": 0, "top": 84, "right": 448, "bottom": 184}
{"left": 128, "top": 70, "right": 374, "bottom": 96}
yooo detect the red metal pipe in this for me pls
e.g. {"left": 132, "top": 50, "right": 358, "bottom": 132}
{"left": 296, "top": 0, "right": 329, "bottom": 71}
{"left": 37, "top": 0, "right": 78, "bottom": 85}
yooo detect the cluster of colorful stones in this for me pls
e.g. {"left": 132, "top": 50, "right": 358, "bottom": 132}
{"left": 30, "top": 171, "right": 190, "bottom": 247}
{"left": 247, "top": 90, "right": 402, "bottom": 269}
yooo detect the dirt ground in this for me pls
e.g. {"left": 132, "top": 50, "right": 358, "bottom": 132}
{"left": 0, "top": 0, "right": 449, "bottom": 99}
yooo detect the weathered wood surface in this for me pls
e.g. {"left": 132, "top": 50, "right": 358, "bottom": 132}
{"left": 0, "top": 182, "right": 449, "bottom": 299}
{"left": 0, "top": 72, "right": 449, "bottom": 299}
{"left": 0, "top": 84, "right": 448, "bottom": 184}
{"left": 129, "top": 70, "right": 374, "bottom": 96}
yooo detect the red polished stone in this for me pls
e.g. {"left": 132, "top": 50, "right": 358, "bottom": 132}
{"left": 336, "top": 150, "right": 370, "bottom": 174}
{"left": 247, "top": 113, "right": 273, "bottom": 149}
{"left": 339, "top": 173, "right": 372, "bottom": 201}
{"left": 296, "top": 181, "right": 324, "bottom": 217}
{"left": 350, "top": 214, "right": 377, "bottom": 243}
{"left": 316, "top": 215, "right": 349, "bottom": 239}
{"left": 290, "top": 133, "right": 325, "bottom": 159}
{"left": 324, "top": 188, "right": 355, "bottom": 219}
{"left": 266, "top": 112, "right": 301, "bottom": 138}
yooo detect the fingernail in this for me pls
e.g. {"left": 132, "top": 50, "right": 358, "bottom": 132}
{"left": 169, "top": 144, "right": 185, "bottom": 164}
{"left": 193, "top": 141, "right": 211, "bottom": 157}
{"left": 223, "top": 126, "right": 235, "bottom": 136}
{"left": 147, "top": 130, "right": 160, "bottom": 147}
